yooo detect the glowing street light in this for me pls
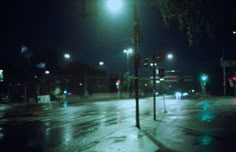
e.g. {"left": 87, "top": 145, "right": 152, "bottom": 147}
{"left": 106, "top": 0, "right": 140, "bottom": 129}
{"left": 64, "top": 53, "right": 71, "bottom": 59}
{"left": 45, "top": 70, "right": 50, "bottom": 75}
{"left": 99, "top": 61, "right": 104, "bottom": 66}
{"left": 106, "top": 0, "right": 123, "bottom": 14}
{"left": 167, "top": 53, "right": 174, "bottom": 60}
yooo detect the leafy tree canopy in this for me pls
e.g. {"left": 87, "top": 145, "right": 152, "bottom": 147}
{"left": 152, "top": 0, "right": 235, "bottom": 46}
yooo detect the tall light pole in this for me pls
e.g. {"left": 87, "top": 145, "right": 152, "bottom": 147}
{"left": 144, "top": 53, "right": 174, "bottom": 120}
{"left": 133, "top": 0, "right": 140, "bottom": 129}
{"left": 106, "top": 0, "right": 140, "bottom": 129}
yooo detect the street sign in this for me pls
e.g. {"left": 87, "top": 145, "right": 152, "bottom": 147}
{"left": 184, "top": 75, "right": 193, "bottom": 82}
{"left": 165, "top": 75, "right": 178, "bottom": 82}
{"left": 150, "top": 76, "right": 178, "bottom": 82}
{"left": 221, "top": 59, "right": 236, "bottom": 67}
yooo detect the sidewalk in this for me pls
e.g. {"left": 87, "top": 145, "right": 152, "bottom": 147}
{"left": 84, "top": 97, "right": 236, "bottom": 152}
{"left": 81, "top": 112, "right": 183, "bottom": 152}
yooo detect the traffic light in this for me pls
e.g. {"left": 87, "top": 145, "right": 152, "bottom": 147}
{"left": 0, "top": 69, "right": 3, "bottom": 82}
{"left": 116, "top": 79, "right": 121, "bottom": 89}
{"left": 116, "top": 79, "right": 121, "bottom": 86}
{"left": 201, "top": 74, "right": 208, "bottom": 82}
{"left": 232, "top": 75, "right": 236, "bottom": 82}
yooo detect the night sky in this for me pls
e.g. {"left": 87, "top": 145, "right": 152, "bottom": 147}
{"left": 3, "top": 0, "right": 236, "bottom": 76}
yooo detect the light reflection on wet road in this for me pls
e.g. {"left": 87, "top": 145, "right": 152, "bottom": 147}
{"left": 0, "top": 99, "right": 152, "bottom": 152}
{"left": 0, "top": 97, "right": 236, "bottom": 152}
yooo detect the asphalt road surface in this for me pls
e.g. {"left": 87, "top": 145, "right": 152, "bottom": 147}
{"left": 0, "top": 98, "right": 155, "bottom": 152}
{"left": 0, "top": 96, "right": 236, "bottom": 152}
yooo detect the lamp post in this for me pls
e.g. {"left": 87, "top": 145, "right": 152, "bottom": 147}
{"left": 144, "top": 53, "right": 174, "bottom": 120}
{"left": 133, "top": 0, "right": 140, "bottom": 129}
{"left": 106, "top": 0, "right": 140, "bottom": 129}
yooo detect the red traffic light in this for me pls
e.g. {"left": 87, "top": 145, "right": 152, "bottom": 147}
{"left": 232, "top": 76, "right": 236, "bottom": 81}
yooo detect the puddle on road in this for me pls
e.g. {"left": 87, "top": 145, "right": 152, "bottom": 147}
{"left": 182, "top": 128, "right": 215, "bottom": 146}
{"left": 197, "top": 135, "right": 214, "bottom": 145}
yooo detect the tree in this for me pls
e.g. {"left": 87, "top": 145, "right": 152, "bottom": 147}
{"left": 153, "top": 0, "right": 235, "bottom": 46}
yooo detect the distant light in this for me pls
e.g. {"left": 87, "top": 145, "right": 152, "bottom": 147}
{"left": 36, "top": 62, "right": 46, "bottom": 69}
{"left": 201, "top": 74, "right": 208, "bottom": 81}
{"left": 183, "top": 92, "right": 189, "bottom": 96}
{"left": 79, "top": 83, "right": 83, "bottom": 86}
{"left": 21, "top": 45, "right": 28, "bottom": 53}
{"left": 123, "top": 48, "right": 133, "bottom": 54}
{"left": 0, "top": 69, "right": 3, "bottom": 82}
{"left": 233, "top": 31, "right": 236, "bottom": 34}
{"left": 171, "top": 70, "right": 175, "bottom": 72}
{"left": 64, "top": 53, "right": 71, "bottom": 59}
{"left": 169, "top": 85, "right": 172, "bottom": 88}
{"left": 116, "top": 79, "right": 121, "bottom": 86}
{"left": 64, "top": 90, "right": 68, "bottom": 95}
{"left": 160, "top": 78, "right": 164, "bottom": 81}
{"left": 45, "top": 70, "right": 50, "bottom": 74}
{"left": 144, "top": 83, "right": 148, "bottom": 87}
{"left": 167, "top": 53, "right": 173, "bottom": 59}
{"left": 64, "top": 100, "right": 68, "bottom": 108}
{"left": 192, "top": 89, "right": 195, "bottom": 93}
{"left": 99, "top": 61, "right": 104, "bottom": 66}
{"left": 175, "top": 92, "right": 182, "bottom": 99}
{"left": 107, "top": 0, "right": 123, "bottom": 14}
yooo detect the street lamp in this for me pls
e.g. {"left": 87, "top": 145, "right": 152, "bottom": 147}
{"left": 99, "top": 61, "right": 104, "bottom": 66}
{"left": 144, "top": 53, "right": 174, "bottom": 120}
{"left": 45, "top": 70, "right": 50, "bottom": 75}
{"left": 64, "top": 53, "right": 71, "bottom": 59}
{"left": 106, "top": 0, "right": 140, "bottom": 129}
{"left": 106, "top": 0, "right": 123, "bottom": 14}
{"left": 167, "top": 53, "right": 174, "bottom": 60}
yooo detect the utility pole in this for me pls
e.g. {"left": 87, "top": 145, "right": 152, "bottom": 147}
{"left": 152, "top": 54, "right": 157, "bottom": 120}
{"left": 133, "top": 0, "right": 140, "bottom": 129}
{"left": 84, "top": 67, "right": 88, "bottom": 98}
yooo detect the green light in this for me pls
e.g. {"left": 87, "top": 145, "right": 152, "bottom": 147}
{"left": 198, "top": 136, "right": 213, "bottom": 145}
{"left": 0, "top": 69, "right": 3, "bottom": 82}
{"left": 201, "top": 74, "right": 208, "bottom": 81}
{"left": 64, "top": 90, "right": 68, "bottom": 95}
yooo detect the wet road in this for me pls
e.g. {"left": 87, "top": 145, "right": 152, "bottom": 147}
{"left": 0, "top": 97, "right": 236, "bottom": 152}
{"left": 0, "top": 98, "right": 154, "bottom": 152}
{"left": 142, "top": 97, "right": 236, "bottom": 152}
